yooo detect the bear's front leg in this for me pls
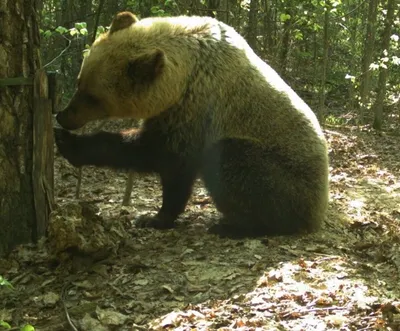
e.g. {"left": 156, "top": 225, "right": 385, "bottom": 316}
{"left": 54, "top": 127, "right": 159, "bottom": 171}
{"left": 136, "top": 161, "right": 198, "bottom": 229}
{"left": 55, "top": 126, "right": 199, "bottom": 230}
{"left": 54, "top": 128, "right": 88, "bottom": 167}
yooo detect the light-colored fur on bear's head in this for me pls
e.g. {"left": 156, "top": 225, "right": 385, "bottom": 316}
{"left": 57, "top": 10, "right": 323, "bottom": 147}
{"left": 57, "top": 11, "right": 217, "bottom": 129}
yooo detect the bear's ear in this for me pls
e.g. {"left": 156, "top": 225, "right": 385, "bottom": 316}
{"left": 127, "top": 50, "right": 165, "bottom": 84}
{"left": 109, "top": 11, "right": 138, "bottom": 34}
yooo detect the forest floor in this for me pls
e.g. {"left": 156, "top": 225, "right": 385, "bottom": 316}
{"left": 1, "top": 122, "right": 400, "bottom": 331}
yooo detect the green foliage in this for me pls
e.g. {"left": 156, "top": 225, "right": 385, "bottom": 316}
{"left": 1, "top": 276, "right": 13, "bottom": 329}
{"left": 37, "top": 0, "right": 399, "bottom": 126}
{"left": 40, "top": 22, "right": 90, "bottom": 40}
{"left": 151, "top": 6, "right": 167, "bottom": 16}
{"left": 55, "top": 26, "right": 68, "bottom": 34}
{"left": 280, "top": 13, "right": 291, "bottom": 22}
{"left": 0, "top": 321, "right": 11, "bottom": 329}
{"left": 345, "top": 74, "right": 356, "bottom": 84}
{"left": 151, "top": 0, "right": 177, "bottom": 16}
{"left": 70, "top": 22, "right": 88, "bottom": 36}
{"left": 0, "top": 275, "right": 13, "bottom": 289}
{"left": 325, "top": 114, "right": 347, "bottom": 126}
{"left": 0, "top": 324, "right": 36, "bottom": 331}
{"left": 0, "top": 277, "right": 35, "bottom": 330}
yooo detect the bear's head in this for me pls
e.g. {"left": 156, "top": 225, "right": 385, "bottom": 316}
{"left": 56, "top": 11, "right": 193, "bottom": 130}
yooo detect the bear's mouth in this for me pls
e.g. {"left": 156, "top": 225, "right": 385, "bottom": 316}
{"left": 55, "top": 111, "right": 86, "bottom": 130}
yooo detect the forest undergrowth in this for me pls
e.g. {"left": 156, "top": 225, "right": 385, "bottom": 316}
{"left": 1, "top": 122, "right": 400, "bottom": 331}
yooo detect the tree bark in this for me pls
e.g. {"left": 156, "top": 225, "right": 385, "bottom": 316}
{"left": 246, "top": 0, "right": 258, "bottom": 52}
{"left": 263, "top": 0, "right": 274, "bottom": 54}
{"left": 317, "top": 0, "right": 330, "bottom": 124}
{"left": 372, "top": 0, "right": 395, "bottom": 130}
{"left": 347, "top": 0, "right": 359, "bottom": 110}
{"left": 0, "top": 0, "right": 51, "bottom": 254}
{"left": 278, "top": 2, "right": 292, "bottom": 77}
{"left": 359, "top": 0, "right": 378, "bottom": 124}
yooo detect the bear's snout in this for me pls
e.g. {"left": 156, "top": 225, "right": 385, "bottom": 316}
{"left": 56, "top": 109, "right": 85, "bottom": 131}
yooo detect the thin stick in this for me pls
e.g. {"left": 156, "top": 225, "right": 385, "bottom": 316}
{"left": 122, "top": 172, "right": 135, "bottom": 206}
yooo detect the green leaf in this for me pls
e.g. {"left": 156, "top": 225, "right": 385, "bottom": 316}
{"left": 280, "top": 13, "right": 291, "bottom": 22}
{"left": 345, "top": 74, "right": 356, "bottom": 83}
{"left": 369, "top": 63, "right": 379, "bottom": 71}
{"left": 20, "top": 325, "right": 35, "bottom": 331}
{"left": 80, "top": 28, "right": 88, "bottom": 36}
{"left": 312, "top": 23, "right": 322, "bottom": 31}
{"left": 70, "top": 28, "right": 78, "bottom": 36}
{"left": 55, "top": 26, "right": 68, "bottom": 34}
{"left": 165, "top": 0, "right": 176, "bottom": 7}
{"left": 0, "top": 321, "right": 11, "bottom": 329}
{"left": 97, "top": 26, "right": 105, "bottom": 34}
{"left": 294, "top": 30, "right": 303, "bottom": 40}
{"left": 74, "top": 22, "right": 87, "bottom": 30}
{"left": 151, "top": 6, "right": 160, "bottom": 14}
{"left": 0, "top": 276, "right": 14, "bottom": 289}
{"left": 43, "top": 30, "right": 52, "bottom": 38}
{"left": 82, "top": 49, "right": 90, "bottom": 58}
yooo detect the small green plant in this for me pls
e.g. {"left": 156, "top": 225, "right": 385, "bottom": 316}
{"left": 0, "top": 275, "right": 14, "bottom": 289}
{"left": 325, "top": 114, "right": 347, "bottom": 126}
{"left": 0, "top": 276, "right": 35, "bottom": 331}
{"left": 0, "top": 321, "right": 11, "bottom": 329}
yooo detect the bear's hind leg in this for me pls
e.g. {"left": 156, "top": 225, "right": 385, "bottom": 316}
{"left": 136, "top": 159, "right": 198, "bottom": 229}
{"left": 201, "top": 138, "right": 327, "bottom": 238}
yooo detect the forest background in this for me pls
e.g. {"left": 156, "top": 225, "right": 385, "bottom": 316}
{"left": 1, "top": 0, "right": 400, "bottom": 330}
{"left": 40, "top": 0, "right": 399, "bottom": 129}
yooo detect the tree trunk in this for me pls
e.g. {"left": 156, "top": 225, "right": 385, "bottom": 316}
{"left": 0, "top": 0, "right": 53, "bottom": 255}
{"left": 347, "top": 0, "right": 359, "bottom": 110}
{"left": 263, "top": 0, "right": 274, "bottom": 55}
{"left": 317, "top": 0, "right": 330, "bottom": 124}
{"left": 278, "top": 4, "right": 292, "bottom": 77}
{"left": 372, "top": 0, "right": 395, "bottom": 130}
{"left": 312, "top": 31, "right": 319, "bottom": 107}
{"left": 246, "top": 0, "right": 258, "bottom": 52}
{"left": 359, "top": 0, "right": 378, "bottom": 124}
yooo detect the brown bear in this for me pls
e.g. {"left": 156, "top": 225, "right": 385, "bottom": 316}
{"left": 55, "top": 11, "right": 329, "bottom": 238}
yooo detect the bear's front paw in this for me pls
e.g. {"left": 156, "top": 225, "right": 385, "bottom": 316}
{"left": 54, "top": 128, "right": 83, "bottom": 167}
{"left": 208, "top": 218, "right": 263, "bottom": 239}
{"left": 135, "top": 213, "right": 176, "bottom": 230}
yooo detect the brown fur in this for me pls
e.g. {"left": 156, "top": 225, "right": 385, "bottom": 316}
{"left": 55, "top": 12, "right": 329, "bottom": 237}
{"left": 109, "top": 12, "right": 139, "bottom": 34}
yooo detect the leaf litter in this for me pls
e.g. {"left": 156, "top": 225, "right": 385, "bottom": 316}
{"left": 1, "top": 121, "right": 400, "bottom": 330}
